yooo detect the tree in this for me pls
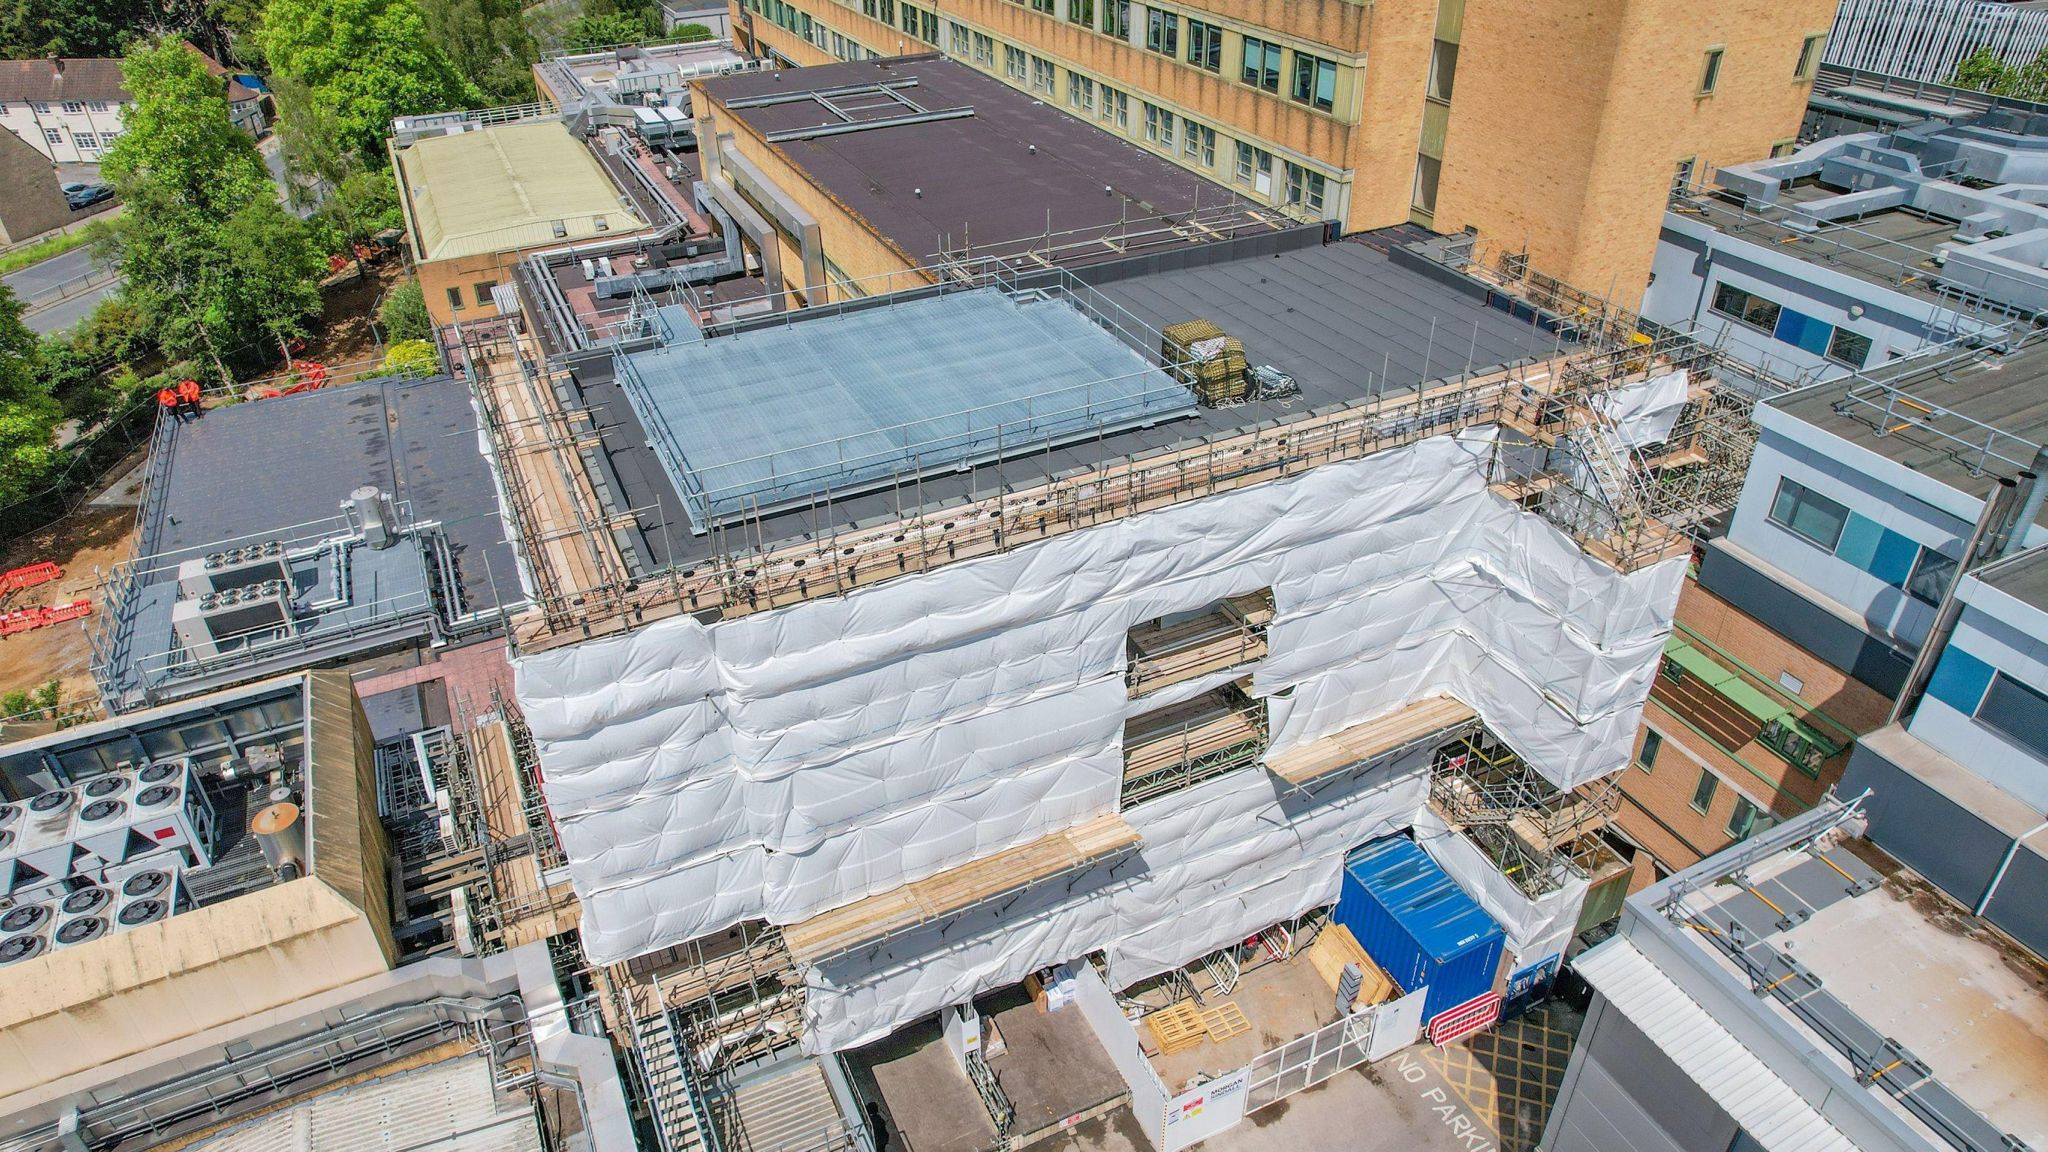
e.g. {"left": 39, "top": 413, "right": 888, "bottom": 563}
{"left": 258, "top": 0, "right": 484, "bottom": 161}
{"left": 0, "top": 0, "right": 152, "bottom": 58}
{"left": 417, "top": 0, "right": 537, "bottom": 105}
{"left": 380, "top": 338, "right": 439, "bottom": 378}
{"left": 100, "top": 39, "right": 325, "bottom": 378}
{"left": 673, "top": 21, "right": 713, "bottom": 42}
{"left": 380, "top": 281, "right": 432, "bottom": 342}
{"left": 1950, "top": 46, "right": 2048, "bottom": 102}
{"left": 0, "top": 286, "right": 60, "bottom": 510}
{"left": 566, "top": 11, "right": 647, "bottom": 49}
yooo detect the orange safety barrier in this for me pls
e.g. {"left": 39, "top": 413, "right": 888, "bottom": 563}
{"left": 0, "top": 563, "right": 60, "bottom": 599}
{"left": 0, "top": 599, "right": 92, "bottom": 637}
{"left": 252, "top": 360, "right": 331, "bottom": 400}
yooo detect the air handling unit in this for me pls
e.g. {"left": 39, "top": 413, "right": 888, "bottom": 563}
{"left": 172, "top": 580, "right": 294, "bottom": 662}
{"left": 177, "top": 541, "right": 288, "bottom": 599}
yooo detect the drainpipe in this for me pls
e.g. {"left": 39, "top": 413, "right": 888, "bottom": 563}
{"left": 2000, "top": 445, "right": 2048, "bottom": 557}
{"left": 1975, "top": 818, "right": 2048, "bottom": 916}
{"left": 1889, "top": 476, "right": 2023, "bottom": 726}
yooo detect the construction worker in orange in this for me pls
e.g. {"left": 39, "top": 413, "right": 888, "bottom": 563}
{"left": 156, "top": 384, "right": 181, "bottom": 423}
{"left": 176, "top": 377, "right": 203, "bottom": 421}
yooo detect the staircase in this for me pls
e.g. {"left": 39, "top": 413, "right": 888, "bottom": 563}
{"left": 703, "top": 1057, "right": 853, "bottom": 1152}
{"left": 630, "top": 1004, "right": 713, "bottom": 1152}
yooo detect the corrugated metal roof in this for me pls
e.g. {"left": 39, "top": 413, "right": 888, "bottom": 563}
{"left": 396, "top": 120, "right": 647, "bottom": 261}
{"left": 1344, "top": 837, "right": 1500, "bottom": 959}
{"left": 192, "top": 1056, "right": 543, "bottom": 1152}
{"left": 1574, "top": 939, "right": 1859, "bottom": 1152}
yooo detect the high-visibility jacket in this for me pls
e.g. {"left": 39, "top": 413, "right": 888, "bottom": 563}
{"left": 157, "top": 388, "right": 179, "bottom": 409}
{"left": 176, "top": 379, "right": 201, "bottom": 403}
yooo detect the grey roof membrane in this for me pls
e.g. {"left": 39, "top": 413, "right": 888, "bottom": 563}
{"left": 616, "top": 288, "right": 1193, "bottom": 532}
{"left": 574, "top": 236, "right": 1565, "bottom": 572}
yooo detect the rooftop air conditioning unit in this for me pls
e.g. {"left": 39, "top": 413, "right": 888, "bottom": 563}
{"left": 178, "top": 540, "right": 288, "bottom": 599}
{"left": 128, "top": 760, "right": 215, "bottom": 869}
{"left": 114, "top": 862, "right": 186, "bottom": 932}
{"left": 72, "top": 773, "right": 135, "bottom": 872}
{"left": 53, "top": 883, "right": 114, "bottom": 950}
{"left": 0, "top": 801, "right": 21, "bottom": 872}
{"left": 172, "top": 580, "right": 294, "bottom": 662}
{"left": 9, "top": 789, "right": 80, "bottom": 897}
{"left": 0, "top": 915, "right": 53, "bottom": 967}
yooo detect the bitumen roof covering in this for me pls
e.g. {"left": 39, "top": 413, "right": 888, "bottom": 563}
{"left": 699, "top": 54, "right": 1279, "bottom": 267}
{"left": 1973, "top": 543, "right": 2048, "bottom": 614}
{"left": 396, "top": 120, "right": 648, "bottom": 261}
{"left": 1767, "top": 336, "right": 2048, "bottom": 512}
{"left": 141, "top": 374, "right": 518, "bottom": 613}
{"left": 573, "top": 229, "right": 1563, "bottom": 572}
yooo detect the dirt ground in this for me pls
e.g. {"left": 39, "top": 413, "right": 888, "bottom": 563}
{"left": 297, "top": 259, "right": 411, "bottom": 366}
{"left": 0, "top": 465, "right": 142, "bottom": 711}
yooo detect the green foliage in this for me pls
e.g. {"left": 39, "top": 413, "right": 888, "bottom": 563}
{"left": 0, "top": 230, "right": 92, "bottom": 278}
{"left": 380, "top": 338, "right": 439, "bottom": 378}
{"left": 0, "top": 0, "right": 151, "bottom": 57}
{"left": 1950, "top": 47, "right": 2048, "bottom": 102}
{"left": 68, "top": 295, "right": 156, "bottom": 367}
{"left": 673, "top": 21, "right": 713, "bottom": 42}
{"left": 380, "top": 280, "right": 432, "bottom": 342}
{"left": 258, "top": 0, "right": 484, "bottom": 161}
{"left": 0, "top": 286, "right": 59, "bottom": 510}
{"left": 0, "top": 679, "right": 65, "bottom": 722}
{"left": 101, "top": 39, "right": 326, "bottom": 378}
{"left": 566, "top": 11, "right": 649, "bottom": 49}
{"left": 418, "top": 0, "right": 537, "bottom": 105}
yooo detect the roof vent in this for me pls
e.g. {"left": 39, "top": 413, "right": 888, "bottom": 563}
{"left": 552, "top": 220, "right": 568, "bottom": 238}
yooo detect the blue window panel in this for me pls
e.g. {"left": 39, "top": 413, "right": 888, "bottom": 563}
{"left": 1925, "top": 646, "right": 1996, "bottom": 716}
{"left": 1833, "top": 512, "right": 1883, "bottom": 572}
{"left": 1774, "top": 307, "right": 1835, "bottom": 357}
{"left": 1868, "top": 527, "right": 1920, "bottom": 587}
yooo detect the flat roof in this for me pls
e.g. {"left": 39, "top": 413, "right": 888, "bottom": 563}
{"left": 569, "top": 230, "right": 1563, "bottom": 574}
{"left": 396, "top": 120, "right": 648, "bottom": 261}
{"left": 1648, "top": 811, "right": 2048, "bottom": 1151}
{"left": 1677, "top": 181, "right": 1963, "bottom": 309}
{"left": 617, "top": 286, "right": 1194, "bottom": 531}
{"left": 1974, "top": 543, "right": 2048, "bottom": 615}
{"left": 699, "top": 55, "right": 1284, "bottom": 268}
{"left": 1766, "top": 336, "right": 2048, "bottom": 513}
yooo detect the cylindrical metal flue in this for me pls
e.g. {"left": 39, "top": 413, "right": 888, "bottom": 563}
{"left": 249, "top": 801, "right": 306, "bottom": 878}
{"left": 2001, "top": 446, "right": 2048, "bottom": 556}
{"left": 349, "top": 485, "right": 397, "bottom": 550}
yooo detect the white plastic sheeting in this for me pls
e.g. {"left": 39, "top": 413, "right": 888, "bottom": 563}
{"left": 1595, "top": 369, "right": 1691, "bottom": 447}
{"left": 515, "top": 429, "right": 1684, "bottom": 1046}
{"left": 1410, "top": 806, "right": 1589, "bottom": 972}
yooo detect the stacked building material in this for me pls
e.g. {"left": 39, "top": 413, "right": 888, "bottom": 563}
{"left": 1161, "top": 319, "right": 1248, "bottom": 406}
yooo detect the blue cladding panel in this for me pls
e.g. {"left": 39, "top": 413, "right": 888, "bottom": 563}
{"left": 1834, "top": 513, "right": 1883, "bottom": 572}
{"left": 1926, "top": 646, "right": 1996, "bottom": 716}
{"left": 1336, "top": 837, "right": 1507, "bottom": 1021}
{"left": 1868, "top": 528, "right": 1920, "bottom": 588}
{"left": 1774, "top": 307, "right": 1835, "bottom": 357}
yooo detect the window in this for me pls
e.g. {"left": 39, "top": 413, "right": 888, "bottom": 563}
{"left": 1827, "top": 326, "right": 1872, "bottom": 368}
{"left": 1726, "top": 797, "right": 1762, "bottom": 840}
{"left": 60, "top": 100, "right": 83, "bottom": 113}
{"left": 1291, "top": 52, "right": 1337, "bottom": 111}
{"left": 921, "top": 9, "right": 938, "bottom": 42}
{"left": 473, "top": 281, "right": 498, "bottom": 308}
{"left": 1030, "top": 54, "right": 1056, "bottom": 93}
{"left": 1143, "top": 101, "right": 1176, "bottom": 150}
{"left": 41, "top": 127, "right": 60, "bottom": 145}
{"left": 1427, "top": 38, "right": 1458, "bottom": 102}
{"left": 446, "top": 286, "right": 466, "bottom": 311}
{"left": 948, "top": 20, "right": 970, "bottom": 53}
{"left": 1412, "top": 153, "right": 1440, "bottom": 215}
{"left": 1184, "top": 121, "right": 1215, "bottom": 166}
{"left": 1030, "top": 0, "right": 1053, "bottom": 13}
{"left": 1242, "top": 36, "right": 1281, "bottom": 91}
{"left": 75, "top": 132, "right": 98, "bottom": 151}
{"left": 1100, "top": 85, "right": 1128, "bottom": 128}
{"left": 1700, "top": 46, "right": 1724, "bottom": 94}
{"left": 1768, "top": 478, "right": 1850, "bottom": 552}
{"left": 1235, "top": 141, "right": 1273, "bottom": 195}
{"left": 1005, "top": 45, "right": 1026, "bottom": 81}
{"left": 1069, "top": 73, "right": 1096, "bottom": 113}
{"left": 1187, "top": 19, "right": 1222, "bottom": 71}
{"left": 1069, "top": 0, "right": 1093, "bottom": 25}
{"left": 1101, "top": 0, "right": 1129, "bottom": 39}
{"left": 1710, "top": 282, "right": 1782, "bottom": 333}
{"left": 1673, "top": 155, "right": 1697, "bottom": 193}
{"left": 1795, "top": 33, "right": 1823, "bottom": 81}
{"left": 30, "top": 101, "right": 50, "bottom": 114}
{"left": 899, "top": 5, "right": 915, "bottom": 36}
{"left": 1637, "top": 729, "right": 1661, "bottom": 772}
{"left": 88, "top": 100, "right": 109, "bottom": 112}
{"left": 1905, "top": 546, "right": 1957, "bottom": 606}
{"left": 1689, "top": 768, "right": 1719, "bottom": 814}
{"left": 1284, "top": 161, "right": 1326, "bottom": 213}
{"left": 1977, "top": 672, "right": 2048, "bottom": 760}
{"left": 972, "top": 31, "right": 995, "bottom": 64}
{"left": 1145, "top": 7, "right": 1177, "bottom": 55}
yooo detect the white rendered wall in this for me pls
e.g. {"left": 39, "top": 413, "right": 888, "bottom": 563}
{"left": 515, "top": 428, "right": 1684, "bottom": 1048}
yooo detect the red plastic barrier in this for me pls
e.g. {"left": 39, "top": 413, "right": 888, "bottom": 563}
{"left": 0, "top": 562, "right": 60, "bottom": 598}
{"left": 0, "top": 598, "right": 92, "bottom": 637}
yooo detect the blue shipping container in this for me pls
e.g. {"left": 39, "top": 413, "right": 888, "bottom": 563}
{"left": 1333, "top": 835, "right": 1506, "bottom": 1022}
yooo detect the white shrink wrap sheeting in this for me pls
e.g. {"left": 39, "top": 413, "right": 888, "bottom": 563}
{"left": 1596, "top": 369, "right": 1692, "bottom": 448}
{"left": 1410, "top": 807, "right": 1588, "bottom": 971}
{"left": 514, "top": 429, "right": 1684, "bottom": 985}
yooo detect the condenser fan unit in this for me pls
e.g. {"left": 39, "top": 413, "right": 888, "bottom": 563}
{"left": 80, "top": 799, "right": 126, "bottom": 824}
{"left": 61, "top": 887, "right": 111, "bottom": 916}
{"left": 117, "top": 899, "right": 168, "bottom": 927}
{"left": 0, "top": 802, "right": 19, "bottom": 826}
{"left": 0, "top": 829, "right": 13, "bottom": 852}
{"left": 136, "top": 785, "right": 179, "bottom": 809}
{"left": 83, "top": 776, "right": 128, "bottom": 798}
{"left": 0, "top": 905, "right": 51, "bottom": 934}
{"left": 28, "top": 790, "right": 74, "bottom": 815}
{"left": 0, "top": 934, "right": 47, "bottom": 964}
{"left": 138, "top": 761, "right": 181, "bottom": 784}
{"left": 121, "top": 870, "right": 172, "bottom": 899}
{"left": 55, "top": 916, "right": 107, "bottom": 945}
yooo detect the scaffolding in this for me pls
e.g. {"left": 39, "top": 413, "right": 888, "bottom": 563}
{"left": 1428, "top": 731, "right": 1622, "bottom": 899}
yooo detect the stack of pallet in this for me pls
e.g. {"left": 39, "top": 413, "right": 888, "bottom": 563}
{"left": 1162, "top": 319, "right": 1248, "bottom": 406}
{"left": 1305, "top": 922, "right": 1395, "bottom": 1008}
{"left": 1146, "top": 999, "right": 1253, "bottom": 1054}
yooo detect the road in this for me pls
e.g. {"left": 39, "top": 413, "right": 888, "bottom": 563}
{"left": 4, "top": 243, "right": 122, "bottom": 336}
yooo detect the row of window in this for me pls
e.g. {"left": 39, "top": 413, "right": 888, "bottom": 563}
{"left": 33, "top": 126, "right": 117, "bottom": 151}
{"left": 1697, "top": 32, "right": 1826, "bottom": 97}
{"left": 0, "top": 99, "right": 115, "bottom": 115}
{"left": 1767, "top": 477, "right": 1955, "bottom": 607}
{"left": 1924, "top": 645, "right": 2048, "bottom": 764}
{"left": 1634, "top": 729, "right": 1768, "bottom": 841}
{"left": 1710, "top": 283, "right": 1873, "bottom": 369}
{"left": 445, "top": 279, "right": 499, "bottom": 312}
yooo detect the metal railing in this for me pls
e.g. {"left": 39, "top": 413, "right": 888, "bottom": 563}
{"left": 1833, "top": 373, "right": 2045, "bottom": 475}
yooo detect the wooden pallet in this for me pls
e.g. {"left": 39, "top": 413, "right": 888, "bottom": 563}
{"left": 1199, "top": 1002, "right": 1251, "bottom": 1042}
{"left": 1147, "top": 1002, "right": 1208, "bottom": 1055}
{"left": 1305, "top": 923, "right": 1394, "bottom": 1007}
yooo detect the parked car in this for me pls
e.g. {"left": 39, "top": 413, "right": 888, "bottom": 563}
{"left": 64, "top": 182, "right": 113, "bottom": 210}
